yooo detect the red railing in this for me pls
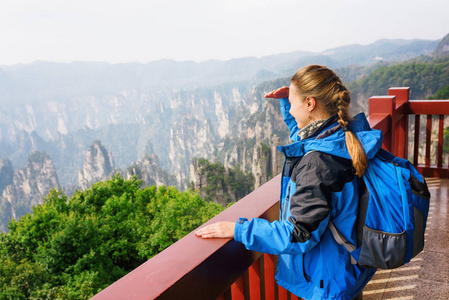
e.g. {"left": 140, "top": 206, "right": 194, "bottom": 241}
{"left": 92, "top": 87, "right": 449, "bottom": 300}
{"left": 369, "top": 87, "right": 449, "bottom": 178}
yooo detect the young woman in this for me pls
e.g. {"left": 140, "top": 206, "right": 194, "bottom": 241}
{"left": 195, "top": 65, "right": 381, "bottom": 300}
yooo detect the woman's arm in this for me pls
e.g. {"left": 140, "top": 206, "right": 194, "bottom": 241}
{"left": 265, "top": 86, "right": 300, "bottom": 141}
{"left": 196, "top": 152, "right": 354, "bottom": 256}
{"left": 196, "top": 218, "right": 299, "bottom": 255}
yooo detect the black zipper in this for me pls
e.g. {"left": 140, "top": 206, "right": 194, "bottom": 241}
{"left": 303, "top": 253, "right": 310, "bottom": 282}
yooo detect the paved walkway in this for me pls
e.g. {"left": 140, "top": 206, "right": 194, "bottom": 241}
{"left": 363, "top": 178, "right": 449, "bottom": 300}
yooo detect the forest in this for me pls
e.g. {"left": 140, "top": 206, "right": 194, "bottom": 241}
{"left": 347, "top": 56, "right": 449, "bottom": 99}
{"left": 0, "top": 175, "right": 224, "bottom": 299}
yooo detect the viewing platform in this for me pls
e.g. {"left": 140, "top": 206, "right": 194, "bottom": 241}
{"left": 92, "top": 87, "right": 449, "bottom": 300}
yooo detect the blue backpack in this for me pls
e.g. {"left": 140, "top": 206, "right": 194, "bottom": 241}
{"left": 328, "top": 148, "right": 431, "bottom": 269}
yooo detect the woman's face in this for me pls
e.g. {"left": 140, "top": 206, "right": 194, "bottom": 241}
{"left": 288, "top": 83, "right": 311, "bottom": 129}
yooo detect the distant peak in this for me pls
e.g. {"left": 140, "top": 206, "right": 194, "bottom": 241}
{"left": 434, "top": 33, "right": 449, "bottom": 58}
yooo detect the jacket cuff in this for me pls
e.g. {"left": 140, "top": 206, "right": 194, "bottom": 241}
{"left": 234, "top": 218, "right": 248, "bottom": 242}
{"left": 278, "top": 97, "right": 290, "bottom": 107}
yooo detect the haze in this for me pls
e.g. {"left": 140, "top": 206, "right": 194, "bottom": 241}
{"left": 1, "top": 0, "right": 449, "bottom": 65}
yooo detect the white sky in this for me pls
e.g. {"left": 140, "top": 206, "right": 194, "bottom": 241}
{"left": 1, "top": 0, "right": 448, "bottom": 65}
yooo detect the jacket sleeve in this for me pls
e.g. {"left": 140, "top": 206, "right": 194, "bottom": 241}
{"left": 278, "top": 98, "right": 300, "bottom": 142}
{"left": 234, "top": 151, "right": 355, "bottom": 255}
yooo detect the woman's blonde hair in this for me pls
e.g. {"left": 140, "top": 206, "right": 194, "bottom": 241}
{"left": 291, "top": 65, "right": 368, "bottom": 176}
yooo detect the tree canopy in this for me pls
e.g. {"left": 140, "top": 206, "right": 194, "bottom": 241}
{"left": 428, "top": 84, "right": 449, "bottom": 99}
{"left": 0, "top": 175, "right": 223, "bottom": 299}
{"left": 348, "top": 57, "right": 449, "bottom": 100}
{"left": 190, "top": 158, "right": 254, "bottom": 206}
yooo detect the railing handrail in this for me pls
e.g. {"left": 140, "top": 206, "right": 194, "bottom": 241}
{"left": 92, "top": 174, "right": 282, "bottom": 300}
{"left": 407, "top": 99, "right": 449, "bottom": 115}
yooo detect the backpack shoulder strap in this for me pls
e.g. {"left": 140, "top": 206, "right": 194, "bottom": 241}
{"left": 328, "top": 221, "right": 357, "bottom": 264}
{"left": 328, "top": 174, "right": 369, "bottom": 265}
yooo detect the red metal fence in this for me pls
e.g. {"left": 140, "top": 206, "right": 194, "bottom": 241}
{"left": 369, "top": 87, "right": 449, "bottom": 177}
{"left": 92, "top": 87, "right": 449, "bottom": 300}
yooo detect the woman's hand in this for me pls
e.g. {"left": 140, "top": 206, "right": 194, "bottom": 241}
{"left": 264, "top": 86, "right": 289, "bottom": 99}
{"left": 195, "top": 221, "right": 236, "bottom": 239}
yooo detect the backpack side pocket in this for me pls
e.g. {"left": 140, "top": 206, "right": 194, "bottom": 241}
{"left": 358, "top": 225, "right": 406, "bottom": 269}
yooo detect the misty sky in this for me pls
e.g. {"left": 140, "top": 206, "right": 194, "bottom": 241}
{"left": 1, "top": 0, "right": 448, "bottom": 65}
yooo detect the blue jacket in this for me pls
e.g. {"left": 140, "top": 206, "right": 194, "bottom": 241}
{"left": 234, "top": 98, "right": 382, "bottom": 299}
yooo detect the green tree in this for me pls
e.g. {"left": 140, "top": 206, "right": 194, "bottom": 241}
{"left": 192, "top": 159, "right": 254, "bottom": 206}
{"left": 428, "top": 84, "right": 449, "bottom": 99}
{"left": 0, "top": 175, "right": 223, "bottom": 299}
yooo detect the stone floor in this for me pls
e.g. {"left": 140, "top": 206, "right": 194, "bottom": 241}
{"left": 363, "top": 177, "right": 449, "bottom": 300}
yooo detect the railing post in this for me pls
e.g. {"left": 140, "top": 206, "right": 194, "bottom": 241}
{"left": 248, "top": 259, "right": 262, "bottom": 300}
{"left": 369, "top": 95, "right": 396, "bottom": 152}
{"left": 426, "top": 115, "right": 432, "bottom": 167}
{"left": 438, "top": 115, "right": 444, "bottom": 169}
{"left": 278, "top": 285, "right": 289, "bottom": 300}
{"left": 264, "top": 254, "right": 276, "bottom": 300}
{"left": 388, "top": 87, "right": 410, "bottom": 158}
{"left": 231, "top": 273, "right": 246, "bottom": 300}
{"left": 414, "top": 115, "right": 420, "bottom": 166}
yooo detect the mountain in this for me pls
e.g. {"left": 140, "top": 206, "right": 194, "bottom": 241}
{"left": 0, "top": 35, "right": 446, "bottom": 231}
{"left": 434, "top": 33, "right": 449, "bottom": 58}
{"left": 320, "top": 39, "right": 438, "bottom": 66}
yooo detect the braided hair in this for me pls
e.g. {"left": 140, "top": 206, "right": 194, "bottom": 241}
{"left": 290, "top": 65, "right": 368, "bottom": 176}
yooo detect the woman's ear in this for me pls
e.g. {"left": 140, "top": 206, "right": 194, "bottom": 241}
{"left": 306, "top": 97, "right": 317, "bottom": 111}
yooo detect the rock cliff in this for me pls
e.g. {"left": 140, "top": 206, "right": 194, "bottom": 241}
{"left": 434, "top": 33, "right": 449, "bottom": 58}
{"left": 0, "top": 159, "right": 14, "bottom": 193}
{"left": 214, "top": 88, "right": 288, "bottom": 188}
{"left": 125, "top": 154, "right": 177, "bottom": 188}
{"left": 188, "top": 86, "right": 288, "bottom": 201}
{"left": 78, "top": 140, "right": 115, "bottom": 189}
{"left": 0, "top": 151, "right": 59, "bottom": 232}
